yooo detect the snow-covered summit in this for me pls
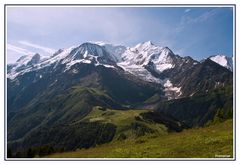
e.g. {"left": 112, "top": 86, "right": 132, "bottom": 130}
{"left": 65, "top": 43, "right": 107, "bottom": 59}
{"left": 7, "top": 53, "right": 43, "bottom": 79}
{"left": 209, "top": 55, "right": 233, "bottom": 71}
{"left": 61, "top": 42, "right": 117, "bottom": 69}
{"left": 15, "top": 53, "right": 41, "bottom": 67}
{"left": 7, "top": 53, "right": 41, "bottom": 72}
{"left": 93, "top": 41, "right": 126, "bottom": 62}
{"left": 131, "top": 41, "right": 155, "bottom": 51}
{"left": 119, "top": 41, "right": 175, "bottom": 72}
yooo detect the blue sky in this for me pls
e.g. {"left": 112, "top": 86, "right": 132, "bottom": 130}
{"left": 6, "top": 6, "right": 234, "bottom": 63}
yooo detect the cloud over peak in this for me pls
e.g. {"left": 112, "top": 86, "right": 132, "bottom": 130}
{"left": 18, "top": 41, "right": 56, "bottom": 54}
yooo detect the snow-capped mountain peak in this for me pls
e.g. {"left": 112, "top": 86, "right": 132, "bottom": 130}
{"left": 15, "top": 53, "right": 41, "bottom": 66}
{"left": 52, "top": 49, "right": 64, "bottom": 57}
{"left": 119, "top": 42, "right": 175, "bottom": 73}
{"left": 8, "top": 53, "right": 41, "bottom": 71}
{"left": 135, "top": 40, "right": 153, "bottom": 47}
{"left": 94, "top": 42, "right": 126, "bottom": 62}
{"left": 66, "top": 42, "right": 106, "bottom": 60}
{"left": 131, "top": 41, "right": 157, "bottom": 52}
{"left": 209, "top": 54, "right": 233, "bottom": 71}
{"left": 51, "top": 42, "right": 117, "bottom": 71}
{"left": 7, "top": 53, "right": 43, "bottom": 79}
{"left": 94, "top": 41, "right": 111, "bottom": 46}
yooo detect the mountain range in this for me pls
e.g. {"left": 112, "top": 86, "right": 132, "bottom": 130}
{"left": 7, "top": 41, "right": 233, "bottom": 99}
{"left": 7, "top": 41, "right": 233, "bottom": 157}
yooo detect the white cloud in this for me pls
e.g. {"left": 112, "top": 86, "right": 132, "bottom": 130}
{"left": 7, "top": 44, "right": 34, "bottom": 55}
{"left": 184, "top": 9, "right": 191, "bottom": 13}
{"left": 193, "top": 8, "right": 219, "bottom": 23}
{"left": 18, "top": 41, "right": 56, "bottom": 54}
{"left": 176, "top": 8, "right": 222, "bottom": 32}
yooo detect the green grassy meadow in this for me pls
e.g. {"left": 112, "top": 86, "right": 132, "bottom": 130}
{"left": 46, "top": 117, "right": 233, "bottom": 158}
{"left": 79, "top": 107, "right": 169, "bottom": 139}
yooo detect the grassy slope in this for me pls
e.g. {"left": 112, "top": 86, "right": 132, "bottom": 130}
{"left": 78, "top": 107, "right": 168, "bottom": 139}
{"left": 46, "top": 119, "right": 233, "bottom": 158}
